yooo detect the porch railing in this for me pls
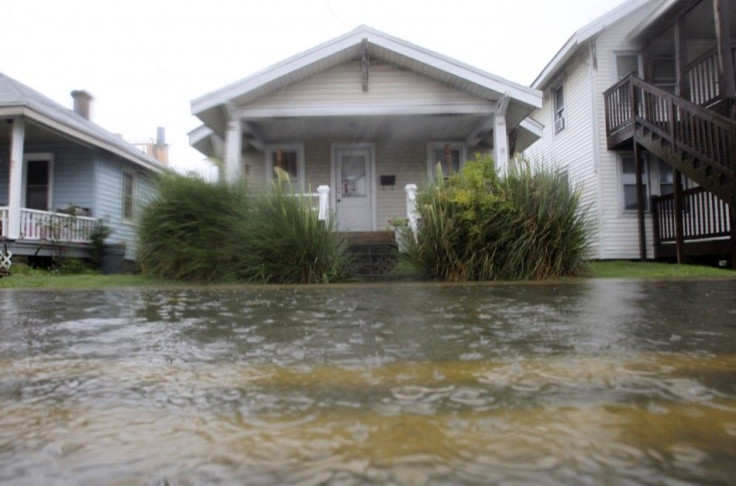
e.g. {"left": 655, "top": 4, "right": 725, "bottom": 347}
{"left": 289, "top": 185, "right": 330, "bottom": 221}
{"left": 687, "top": 48, "right": 720, "bottom": 107}
{"left": 0, "top": 207, "right": 7, "bottom": 238}
{"left": 652, "top": 187, "right": 731, "bottom": 243}
{"left": 19, "top": 208, "right": 96, "bottom": 243}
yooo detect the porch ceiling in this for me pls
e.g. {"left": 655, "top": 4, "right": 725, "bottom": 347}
{"left": 636, "top": 0, "right": 735, "bottom": 56}
{"left": 0, "top": 119, "right": 79, "bottom": 146}
{"left": 249, "top": 114, "right": 492, "bottom": 144}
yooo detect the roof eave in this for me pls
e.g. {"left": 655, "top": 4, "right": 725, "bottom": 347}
{"left": 531, "top": 0, "right": 656, "bottom": 90}
{"left": 0, "top": 105, "right": 165, "bottom": 173}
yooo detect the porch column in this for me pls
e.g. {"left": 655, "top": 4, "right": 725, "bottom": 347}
{"left": 224, "top": 118, "right": 242, "bottom": 184}
{"left": 714, "top": 0, "right": 735, "bottom": 113}
{"left": 674, "top": 15, "right": 690, "bottom": 100}
{"left": 405, "top": 184, "right": 418, "bottom": 239}
{"left": 673, "top": 170, "right": 685, "bottom": 264}
{"left": 317, "top": 185, "right": 330, "bottom": 221}
{"left": 493, "top": 114, "right": 509, "bottom": 175}
{"left": 7, "top": 118, "right": 25, "bottom": 240}
{"left": 633, "top": 139, "right": 648, "bottom": 261}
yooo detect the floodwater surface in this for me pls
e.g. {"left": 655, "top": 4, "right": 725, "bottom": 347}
{"left": 1, "top": 279, "right": 736, "bottom": 485}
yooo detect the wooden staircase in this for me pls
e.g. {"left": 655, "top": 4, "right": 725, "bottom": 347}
{"left": 605, "top": 75, "right": 736, "bottom": 206}
{"left": 342, "top": 231, "right": 399, "bottom": 280}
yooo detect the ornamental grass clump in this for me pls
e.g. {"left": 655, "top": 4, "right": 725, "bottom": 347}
{"left": 235, "top": 170, "right": 349, "bottom": 284}
{"left": 406, "top": 155, "right": 591, "bottom": 281}
{"left": 138, "top": 173, "right": 251, "bottom": 281}
{"left": 137, "top": 172, "right": 348, "bottom": 283}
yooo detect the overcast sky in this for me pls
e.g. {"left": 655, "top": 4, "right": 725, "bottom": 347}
{"left": 0, "top": 0, "right": 627, "bottom": 174}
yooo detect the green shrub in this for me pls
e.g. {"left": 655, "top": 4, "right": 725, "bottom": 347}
{"left": 138, "top": 173, "right": 251, "bottom": 281}
{"left": 236, "top": 181, "right": 349, "bottom": 284}
{"left": 137, "top": 172, "right": 348, "bottom": 283}
{"left": 405, "top": 155, "right": 591, "bottom": 281}
{"left": 89, "top": 219, "right": 112, "bottom": 269}
{"left": 54, "top": 258, "right": 92, "bottom": 275}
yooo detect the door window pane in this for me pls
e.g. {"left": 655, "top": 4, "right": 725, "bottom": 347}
{"left": 341, "top": 155, "right": 366, "bottom": 197}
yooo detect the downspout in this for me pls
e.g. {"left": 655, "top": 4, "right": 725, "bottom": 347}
{"left": 587, "top": 39, "right": 605, "bottom": 259}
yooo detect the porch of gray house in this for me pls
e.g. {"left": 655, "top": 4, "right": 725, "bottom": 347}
{"left": 0, "top": 206, "right": 96, "bottom": 258}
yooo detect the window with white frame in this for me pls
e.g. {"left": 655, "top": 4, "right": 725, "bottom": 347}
{"left": 621, "top": 155, "right": 685, "bottom": 212}
{"left": 266, "top": 145, "right": 304, "bottom": 190}
{"left": 553, "top": 83, "right": 566, "bottom": 133}
{"left": 615, "top": 53, "right": 640, "bottom": 81}
{"left": 25, "top": 155, "right": 53, "bottom": 211}
{"left": 427, "top": 143, "right": 466, "bottom": 178}
{"left": 122, "top": 170, "right": 136, "bottom": 221}
{"left": 621, "top": 154, "right": 647, "bottom": 211}
{"left": 658, "top": 160, "right": 674, "bottom": 196}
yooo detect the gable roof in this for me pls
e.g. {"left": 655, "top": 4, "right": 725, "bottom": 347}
{"left": 532, "top": 0, "right": 664, "bottom": 90}
{"left": 0, "top": 72, "right": 164, "bottom": 173}
{"left": 192, "top": 25, "right": 541, "bottom": 132}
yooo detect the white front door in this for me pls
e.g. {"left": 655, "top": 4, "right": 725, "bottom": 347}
{"left": 333, "top": 146, "right": 374, "bottom": 231}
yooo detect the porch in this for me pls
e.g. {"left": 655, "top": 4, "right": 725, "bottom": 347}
{"left": 652, "top": 186, "right": 734, "bottom": 261}
{"left": 603, "top": 74, "right": 736, "bottom": 265}
{"left": 601, "top": 0, "right": 736, "bottom": 265}
{"left": 0, "top": 206, "right": 96, "bottom": 257}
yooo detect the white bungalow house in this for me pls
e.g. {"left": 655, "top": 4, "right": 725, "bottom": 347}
{"left": 525, "top": 0, "right": 735, "bottom": 266}
{"left": 0, "top": 72, "right": 165, "bottom": 261}
{"left": 189, "top": 25, "right": 542, "bottom": 233}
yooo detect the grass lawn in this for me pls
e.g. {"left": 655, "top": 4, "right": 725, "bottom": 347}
{"left": 1, "top": 261, "right": 733, "bottom": 290}
{"left": 0, "top": 266, "right": 175, "bottom": 290}
{"left": 590, "top": 260, "right": 735, "bottom": 278}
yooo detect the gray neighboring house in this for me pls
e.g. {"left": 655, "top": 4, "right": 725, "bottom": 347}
{"left": 0, "top": 72, "right": 165, "bottom": 261}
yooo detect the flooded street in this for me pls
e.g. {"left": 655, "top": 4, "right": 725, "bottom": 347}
{"left": 1, "top": 279, "right": 735, "bottom": 485}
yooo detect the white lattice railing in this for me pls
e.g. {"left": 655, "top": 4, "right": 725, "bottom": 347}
{"left": 0, "top": 207, "right": 7, "bottom": 238}
{"left": 288, "top": 185, "right": 330, "bottom": 221}
{"left": 20, "top": 208, "right": 96, "bottom": 243}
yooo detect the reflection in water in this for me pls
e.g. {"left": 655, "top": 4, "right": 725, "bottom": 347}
{"left": 1, "top": 280, "right": 735, "bottom": 484}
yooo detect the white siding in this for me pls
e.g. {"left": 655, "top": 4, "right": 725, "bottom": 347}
{"left": 243, "top": 60, "right": 489, "bottom": 111}
{"left": 524, "top": 49, "right": 601, "bottom": 258}
{"left": 593, "top": 10, "right": 657, "bottom": 259}
{"left": 242, "top": 149, "right": 266, "bottom": 191}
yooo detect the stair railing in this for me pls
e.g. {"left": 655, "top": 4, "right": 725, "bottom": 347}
{"left": 605, "top": 74, "right": 736, "bottom": 181}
